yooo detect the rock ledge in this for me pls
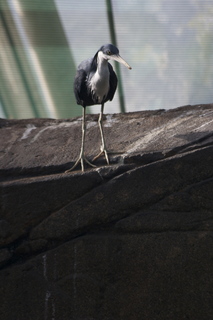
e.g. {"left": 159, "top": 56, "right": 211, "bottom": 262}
{"left": 0, "top": 104, "right": 213, "bottom": 320}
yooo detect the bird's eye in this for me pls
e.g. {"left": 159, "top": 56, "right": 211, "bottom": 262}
{"left": 106, "top": 50, "right": 111, "bottom": 55}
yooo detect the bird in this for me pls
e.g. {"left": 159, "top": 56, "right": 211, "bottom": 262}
{"left": 66, "top": 43, "right": 131, "bottom": 172}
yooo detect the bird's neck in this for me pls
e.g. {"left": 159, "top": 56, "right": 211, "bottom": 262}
{"left": 88, "top": 51, "right": 110, "bottom": 104}
{"left": 96, "top": 51, "right": 108, "bottom": 74}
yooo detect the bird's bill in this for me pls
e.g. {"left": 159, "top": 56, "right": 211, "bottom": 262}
{"left": 111, "top": 54, "right": 132, "bottom": 69}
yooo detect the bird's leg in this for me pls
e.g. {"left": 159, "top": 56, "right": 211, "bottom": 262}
{"left": 65, "top": 108, "right": 96, "bottom": 172}
{"left": 93, "top": 103, "right": 110, "bottom": 164}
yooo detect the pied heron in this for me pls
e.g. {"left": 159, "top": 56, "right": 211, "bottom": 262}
{"left": 66, "top": 44, "right": 131, "bottom": 172}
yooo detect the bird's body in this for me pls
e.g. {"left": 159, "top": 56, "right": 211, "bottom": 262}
{"left": 66, "top": 44, "right": 131, "bottom": 172}
{"left": 74, "top": 49, "right": 118, "bottom": 107}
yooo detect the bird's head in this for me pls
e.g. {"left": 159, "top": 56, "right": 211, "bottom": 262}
{"left": 98, "top": 44, "right": 132, "bottom": 69}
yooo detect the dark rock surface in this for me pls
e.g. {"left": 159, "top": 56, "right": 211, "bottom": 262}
{"left": 0, "top": 104, "right": 213, "bottom": 320}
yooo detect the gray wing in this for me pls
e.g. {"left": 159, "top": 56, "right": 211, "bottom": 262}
{"left": 74, "top": 58, "right": 95, "bottom": 107}
{"left": 107, "top": 63, "right": 118, "bottom": 101}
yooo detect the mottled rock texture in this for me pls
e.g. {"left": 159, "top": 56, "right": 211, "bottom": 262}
{"left": 0, "top": 104, "right": 213, "bottom": 320}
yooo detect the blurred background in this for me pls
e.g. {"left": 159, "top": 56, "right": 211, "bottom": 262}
{"left": 0, "top": 0, "right": 213, "bottom": 119}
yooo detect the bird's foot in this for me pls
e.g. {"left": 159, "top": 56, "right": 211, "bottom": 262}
{"left": 93, "top": 149, "right": 124, "bottom": 164}
{"left": 93, "top": 148, "right": 110, "bottom": 165}
{"left": 65, "top": 154, "right": 96, "bottom": 173}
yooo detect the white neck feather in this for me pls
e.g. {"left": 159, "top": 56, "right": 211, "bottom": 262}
{"left": 97, "top": 51, "right": 108, "bottom": 73}
{"left": 88, "top": 51, "right": 110, "bottom": 104}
